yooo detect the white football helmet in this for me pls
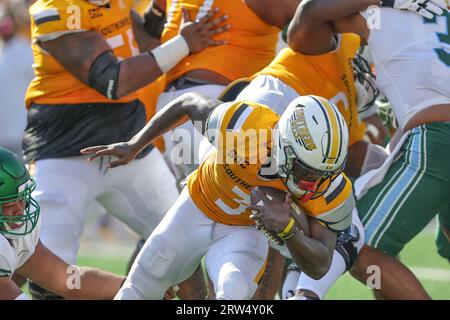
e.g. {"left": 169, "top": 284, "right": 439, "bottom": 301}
{"left": 274, "top": 95, "right": 349, "bottom": 198}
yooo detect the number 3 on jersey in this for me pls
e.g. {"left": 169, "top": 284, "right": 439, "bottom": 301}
{"left": 215, "top": 186, "right": 250, "bottom": 215}
{"left": 424, "top": 10, "right": 450, "bottom": 66}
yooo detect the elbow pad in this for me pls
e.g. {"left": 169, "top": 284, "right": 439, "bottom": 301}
{"left": 88, "top": 51, "right": 121, "bottom": 100}
{"left": 143, "top": 1, "right": 166, "bottom": 39}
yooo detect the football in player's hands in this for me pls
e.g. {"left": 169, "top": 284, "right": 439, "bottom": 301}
{"left": 249, "top": 186, "right": 310, "bottom": 243}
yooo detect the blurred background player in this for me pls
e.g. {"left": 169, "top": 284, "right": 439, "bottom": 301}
{"left": 0, "top": 0, "right": 34, "bottom": 157}
{"left": 23, "top": 0, "right": 228, "bottom": 299}
{"left": 154, "top": 0, "right": 301, "bottom": 179}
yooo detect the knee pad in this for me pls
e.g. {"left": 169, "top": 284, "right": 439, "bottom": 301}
{"left": 137, "top": 235, "right": 177, "bottom": 280}
{"left": 125, "top": 236, "right": 177, "bottom": 300}
{"left": 216, "top": 270, "right": 255, "bottom": 300}
{"left": 28, "top": 281, "right": 64, "bottom": 300}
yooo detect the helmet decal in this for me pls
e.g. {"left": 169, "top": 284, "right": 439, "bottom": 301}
{"left": 290, "top": 107, "right": 317, "bottom": 151}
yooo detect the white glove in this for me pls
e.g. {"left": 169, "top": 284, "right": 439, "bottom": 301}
{"left": 383, "top": 0, "right": 447, "bottom": 19}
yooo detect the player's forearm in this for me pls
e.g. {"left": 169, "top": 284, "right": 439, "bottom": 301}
{"left": 129, "top": 93, "right": 216, "bottom": 151}
{"left": 296, "top": 0, "right": 380, "bottom": 24}
{"left": 130, "top": 10, "right": 161, "bottom": 52}
{"left": 285, "top": 231, "right": 334, "bottom": 279}
{"left": 63, "top": 267, "right": 124, "bottom": 300}
{"left": 115, "top": 53, "right": 164, "bottom": 98}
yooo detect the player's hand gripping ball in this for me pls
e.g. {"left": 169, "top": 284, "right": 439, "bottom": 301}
{"left": 249, "top": 186, "right": 310, "bottom": 245}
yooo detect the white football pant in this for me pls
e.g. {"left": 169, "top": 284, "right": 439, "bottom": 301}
{"left": 33, "top": 148, "right": 179, "bottom": 264}
{"left": 116, "top": 188, "right": 269, "bottom": 300}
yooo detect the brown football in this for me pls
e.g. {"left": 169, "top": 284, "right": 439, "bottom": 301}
{"left": 251, "top": 186, "right": 310, "bottom": 237}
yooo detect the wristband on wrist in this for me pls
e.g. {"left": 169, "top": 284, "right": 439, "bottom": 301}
{"left": 150, "top": 35, "right": 190, "bottom": 73}
{"left": 280, "top": 225, "right": 299, "bottom": 241}
{"left": 278, "top": 218, "right": 295, "bottom": 238}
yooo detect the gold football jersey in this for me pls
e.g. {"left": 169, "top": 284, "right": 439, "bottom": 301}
{"left": 26, "top": 0, "right": 139, "bottom": 107}
{"left": 162, "top": 0, "right": 279, "bottom": 84}
{"left": 254, "top": 33, "right": 366, "bottom": 146}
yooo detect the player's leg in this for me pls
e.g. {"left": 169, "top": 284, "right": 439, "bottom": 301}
{"left": 235, "top": 74, "right": 298, "bottom": 299}
{"left": 281, "top": 261, "right": 300, "bottom": 299}
{"left": 29, "top": 157, "right": 93, "bottom": 299}
{"left": 351, "top": 124, "right": 450, "bottom": 299}
{"left": 205, "top": 225, "right": 269, "bottom": 300}
{"left": 97, "top": 148, "right": 178, "bottom": 238}
{"left": 252, "top": 247, "right": 285, "bottom": 300}
{"left": 99, "top": 148, "right": 207, "bottom": 299}
{"left": 115, "top": 188, "right": 213, "bottom": 300}
{"left": 435, "top": 208, "right": 450, "bottom": 263}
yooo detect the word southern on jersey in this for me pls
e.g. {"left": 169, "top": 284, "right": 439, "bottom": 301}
{"left": 26, "top": 0, "right": 139, "bottom": 107}
{"left": 255, "top": 33, "right": 366, "bottom": 146}
{"left": 187, "top": 101, "right": 354, "bottom": 230}
{"left": 162, "top": 0, "right": 280, "bottom": 84}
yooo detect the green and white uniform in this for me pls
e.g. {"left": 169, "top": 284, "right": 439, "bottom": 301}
{"left": 0, "top": 147, "right": 41, "bottom": 277}
{"left": 355, "top": 8, "right": 450, "bottom": 256}
{"left": 356, "top": 124, "right": 450, "bottom": 256}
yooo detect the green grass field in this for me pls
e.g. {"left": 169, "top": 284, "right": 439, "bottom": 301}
{"left": 77, "top": 229, "right": 450, "bottom": 300}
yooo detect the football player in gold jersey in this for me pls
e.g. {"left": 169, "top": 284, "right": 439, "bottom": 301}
{"left": 221, "top": 10, "right": 384, "bottom": 301}
{"left": 23, "top": 0, "right": 228, "bottom": 299}
{"left": 81, "top": 92, "right": 358, "bottom": 299}
{"left": 152, "top": 0, "right": 301, "bottom": 179}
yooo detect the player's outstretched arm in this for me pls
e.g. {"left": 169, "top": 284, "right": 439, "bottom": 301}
{"left": 288, "top": 0, "right": 447, "bottom": 55}
{"left": 40, "top": 7, "right": 229, "bottom": 100}
{"left": 81, "top": 92, "right": 222, "bottom": 168}
{"left": 16, "top": 240, "right": 124, "bottom": 300}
